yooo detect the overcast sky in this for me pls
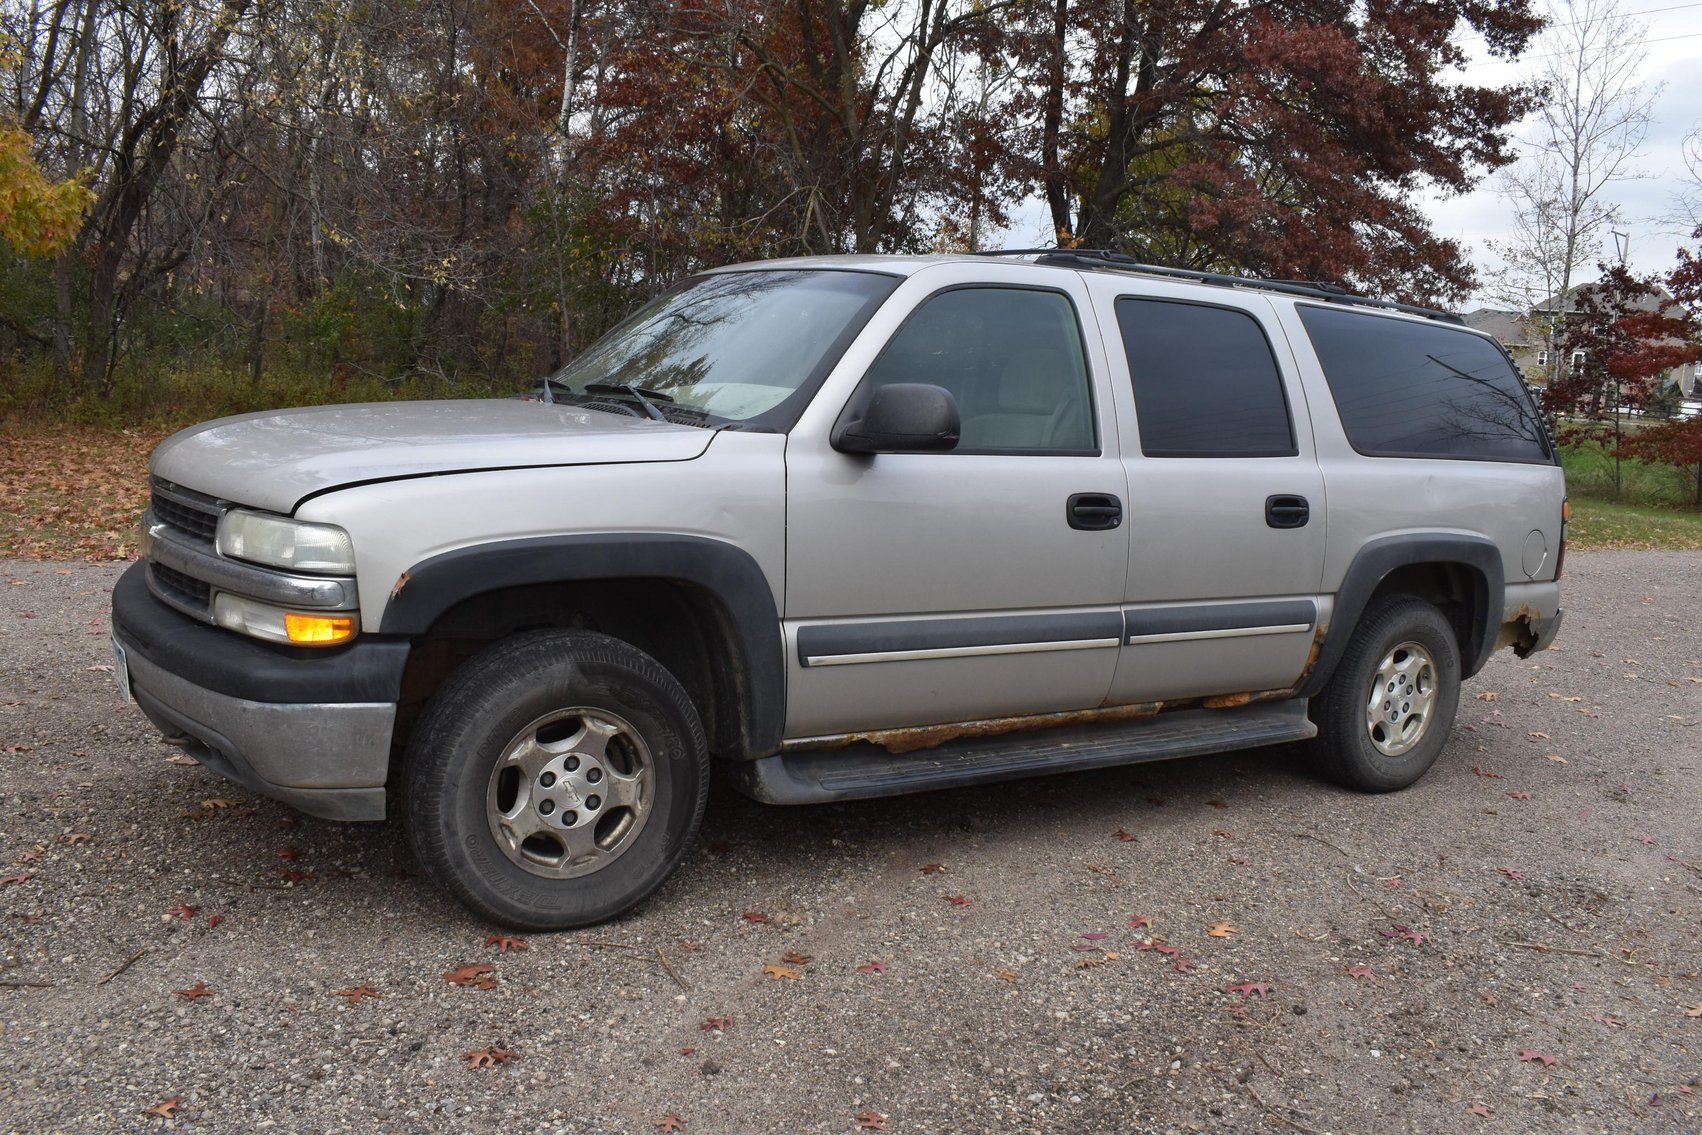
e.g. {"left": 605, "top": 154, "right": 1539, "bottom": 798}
{"left": 1430, "top": 0, "right": 1702, "bottom": 308}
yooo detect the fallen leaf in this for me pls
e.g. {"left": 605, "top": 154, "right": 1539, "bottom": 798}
{"left": 1480, "top": 991, "right": 1499, "bottom": 1004}
{"left": 1206, "top": 921, "right": 1237, "bottom": 938}
{"left": 1471, "top": 767, "right": 1505, "bottom": 779}
{"left": 1545, "top": 754, "right": 1568, "bottom": 763}
{"left": 206, "top": 914, "right": 224, "bottom": 929}
{"left": 699, "top": 1016, "right": 733, "bottom": 1031}
{"left": 1080, "top": 932, "right": 1108, "bottom": 941}
{"left": 855, "top": 960, "right": 888, "bottom": 975}
{"left": 996, "top": 968, "right": 1018, "bottom": 982}
{"left": 165, "top": 903, "right": 198, "bottom": 920}
{"left": 762, "top": 964, "right": 800, "bottom": 981}
{"left": 143, "top": 1097, "right": 183, "bottom": 1119}
{"left": 779, "top": 950, "right": 812, "bottom": 966}
{"left": 1077, "top": 956, "right": 1107, "bottom": 969}
{"left": 485, "top": 934, "right": 528, "bottom": 953}
{"left": 1213, "top": 829, "right": 1234, "bottom": 839}
{"left": 1114, "top": 828, "right": 1135, "bottom": 842}
{"left": 464, "top": 1046, "right": 517, "bottom": 1070}
{"left": 855, "top": 1112, "right": 888, "bottom": 1131}
{"left": 336, "top": 985, "right": 381, "bottom": 1005}
{"left": 1474, "top": 691, "right": 1499, "bottom": 701}
{"left": 201, "top": 799, "right": 239, "bottom": 809}
{"left": 58, "top": 832, "right": 91, "bottom": 845}
{"left": 1382, "top": 923, "right": 1430, "bottom": 947}
{"left": 1518, "top": 1048, "right": 1555, "bottom": 1068}
{"left": 1506, "top": 790, "right": 1532, "bottom": 800}
{"left": 274, "top": 846, "right": 303, "bottom": 860}
{"left": 1128, "top": 915, "right": 1153, "bottom": 929}
{"left": 164, "top": 754, "right": 199, "bottom": 765}
{"left": 1683, "top": 1003, "right": 1702, "bottom": 1017}
{"left": 1527, "top": 731, "right": 1550, "bottom": 740}
{"left": 655, "top": 1114, "right": 686, "bottom": 1133}
{"left": 85, "top": 663, "right": 114, "bottom": 672}
{"left": 1469, "top": 1102, "right": 1493, "bottom": 1117}
{"left": 1634, "top": 835, "right": 1656, "bottom": 846}
{"left": 920, "top": 863, "right": 946, "bottom": 874}
{"left": 174, "top": 981, "right": 213, "bottom": 1000}
{"left": 740, "top": 911, "right": 769, "bottom": 924}
{"left": 1590, "top": 1013, "right": 1624, "bottom": 1027}
{"left": 443, "top": 963, "right": 498, "bottom": 989}
{"left": 1172, "top": 957, "right": 1196, "bottom": 973}
{"left": 0, "top": 873, "right": 33, "bottom": 887}
{"left": 1345, "top": 964, "right": 1377, "bottom": 980}
{"left": 945, "top": 894, "right": 973, "bottom": 907}
{"left": 1225, "top": 980, "right": 1270, "bottom": 999}
{"left": 1227, "top": 856, "right": 1250, "bottom": 866}
{"left": 1499, "top": 867, "right": 1527, "bottom": 881}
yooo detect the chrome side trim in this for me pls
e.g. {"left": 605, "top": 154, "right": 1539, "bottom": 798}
{"left": 1125, "top": 623, "right": 1313, "bottom": 645}
{"left": 145, "top": 509, "right": 358, "bottom": 610}
{"left": 804, "top": 636, "right": 1121, "bottom": 668}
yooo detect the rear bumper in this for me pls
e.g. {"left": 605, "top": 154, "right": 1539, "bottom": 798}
{"left": 111, "top": 562, "right": 406, "bottom": 821}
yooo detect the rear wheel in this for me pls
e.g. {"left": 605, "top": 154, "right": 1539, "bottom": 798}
{"left": 1310, "top": 595, "right": 1461, "bottom": 792}
{"left": 405, "top": 630, "right": 708, "bottom": 930}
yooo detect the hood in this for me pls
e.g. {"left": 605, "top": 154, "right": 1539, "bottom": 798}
{"left": 151, "top": 399, "right": 715, "bottom": 514}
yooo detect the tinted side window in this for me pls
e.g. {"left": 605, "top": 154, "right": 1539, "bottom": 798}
{"left": 861, "top": 287, "right": 1095, "bottom": 453}
{"left": 1297, "top": 305, "right": 1551, "bottom": 462}
{"left": 1115, "top": 298, "right": 1296, "bottom": 458}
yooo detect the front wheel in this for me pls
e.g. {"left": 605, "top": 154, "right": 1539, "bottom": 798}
{"left": 405, "top": 630, "right": 709, "bottom": 930}
{"left": 1309, "top": 595, "right": 1461, "bottom": 793}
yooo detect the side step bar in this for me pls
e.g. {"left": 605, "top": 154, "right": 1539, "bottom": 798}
{"left": 729, "top": 700, "right": 1316, "bottom": 805}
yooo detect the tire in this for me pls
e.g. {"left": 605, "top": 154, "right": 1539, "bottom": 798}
{"left": 405, "top": 630, "right": 709, "bottom": 930}
{"left": 1309, "top": 595, "right": 1462, "bottom": 793}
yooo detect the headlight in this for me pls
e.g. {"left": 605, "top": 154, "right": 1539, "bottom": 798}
{"left": 216, "top": 509, "right": 355, "bottom": 574}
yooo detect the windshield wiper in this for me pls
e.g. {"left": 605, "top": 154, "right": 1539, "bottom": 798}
{"left": 583, "top": 382, "right": 673, "bottom": 422}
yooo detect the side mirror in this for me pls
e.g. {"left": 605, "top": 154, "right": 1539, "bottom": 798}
{"left": 834, "top": 383, "right": 960, "bottom": 454}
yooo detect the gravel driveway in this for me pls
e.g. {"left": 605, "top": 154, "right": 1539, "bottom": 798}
{"left": 2, "top": 551, "right": 1698, "bottom": 1134}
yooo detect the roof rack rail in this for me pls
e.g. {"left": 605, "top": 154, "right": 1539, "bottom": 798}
{"left": 969, "top": 248, "right": 1462, "bottom": 324}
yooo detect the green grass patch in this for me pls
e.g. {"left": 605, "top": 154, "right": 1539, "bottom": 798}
{"left": 1566, "top": 497, "right": 1702, "bottom": 551}
{"left": 1559, "top": 435, "right": 1699, "bottom": 509}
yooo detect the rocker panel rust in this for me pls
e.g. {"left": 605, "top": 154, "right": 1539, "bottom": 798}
{"left": 784, "top": 688, "right": 1300, "bottom": 756}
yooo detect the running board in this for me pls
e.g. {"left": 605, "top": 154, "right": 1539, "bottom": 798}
{"left": 729, "top": 700, "right": 1315, "bottom": 805}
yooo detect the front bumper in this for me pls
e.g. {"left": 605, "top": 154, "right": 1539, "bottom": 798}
{"left": 111, "top": 563, "right": 409, "bottom": 821}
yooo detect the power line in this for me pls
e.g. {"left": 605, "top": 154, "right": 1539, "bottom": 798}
{"left": 1462, "top": 27, "right": 1702, "bottom": 68}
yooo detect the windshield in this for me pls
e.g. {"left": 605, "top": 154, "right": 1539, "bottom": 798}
{"left": 544, "top": 269, "right": 899, "bottom": 429}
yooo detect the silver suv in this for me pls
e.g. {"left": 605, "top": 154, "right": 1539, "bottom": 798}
{"left": 111, "top": 251, "right": 1566, "bottom": 929}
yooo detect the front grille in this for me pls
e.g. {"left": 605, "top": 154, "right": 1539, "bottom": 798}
{"left": 149, "top": 561, "right": 212, "bottom": 615}
{"left": 150, "top": 480, "right": 223, "bottom": 542}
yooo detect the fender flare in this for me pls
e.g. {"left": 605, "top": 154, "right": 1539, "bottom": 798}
{"left": 380, "top": 534, "right": 784, "bottom": 758}
{"left": 1299, "top": 533, "right": 1504, "bottom": 697}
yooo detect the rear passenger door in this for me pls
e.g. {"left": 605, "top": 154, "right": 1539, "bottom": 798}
{"left": 1094, "top": 284, "right": 1328, "bottom": 703}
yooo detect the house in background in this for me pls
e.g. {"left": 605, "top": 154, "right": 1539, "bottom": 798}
{"left": 1461, "top": 284, "right": 1700, "bottom": 401}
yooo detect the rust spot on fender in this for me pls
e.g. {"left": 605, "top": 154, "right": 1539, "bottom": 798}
{"left": 1496, "top": 604, "right": 1541, "bottom": 658}
{"left": 1293, "top": 625, "right": 1328, "bottom": 683}
{"left": 389, "top": 571, "right": 411, "bottom": 601}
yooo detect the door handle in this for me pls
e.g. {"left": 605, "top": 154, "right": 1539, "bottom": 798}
{"left": 1067, "top": 493, "right": 1123, "bottom": 531}
{"left": 1265, "top": 494, "right": 1310, "bottom": 529}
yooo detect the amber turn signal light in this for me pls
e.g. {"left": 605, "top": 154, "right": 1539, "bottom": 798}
{"left": 284, "top": 612, "right": 357, "bottom": 645}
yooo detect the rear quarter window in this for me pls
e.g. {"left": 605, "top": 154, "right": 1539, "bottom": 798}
{"left": 1297, "top": 305, "right": 1552, "bottom": 463}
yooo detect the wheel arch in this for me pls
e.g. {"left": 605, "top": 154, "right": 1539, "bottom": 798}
{"left": 380, "top": 535, "right": 784, "bottom": 761}
{"left": 1299, "top": 533, "right": 1503, "bottom": 697}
